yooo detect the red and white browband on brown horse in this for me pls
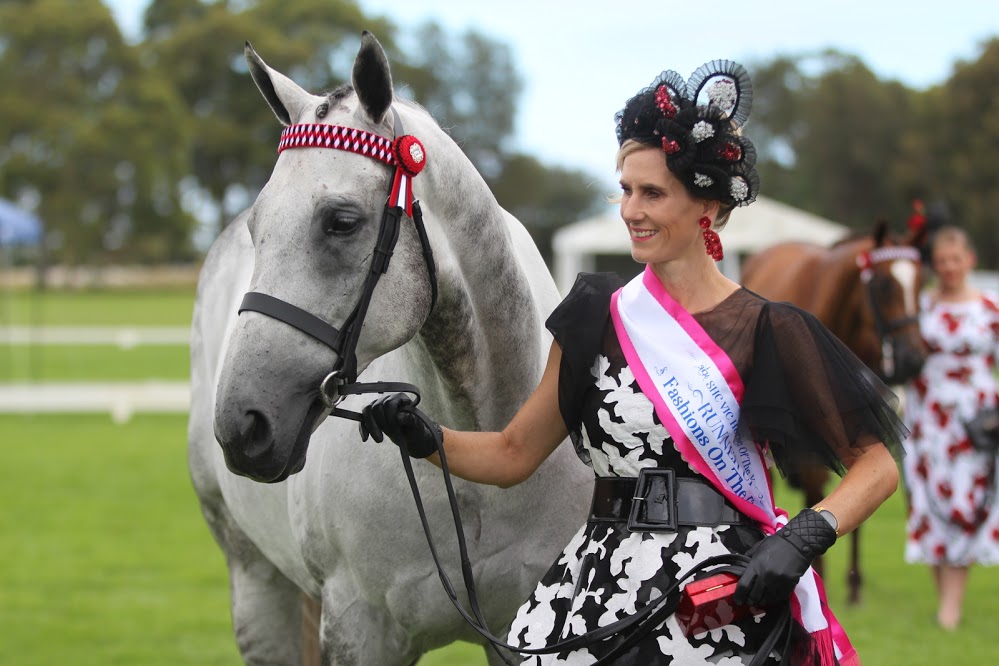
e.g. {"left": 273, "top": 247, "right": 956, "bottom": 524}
{"left": 855, "top": 246, "right": 921, "bottom": 283}
{"left": 278, "top": 123, "right": 427, "bottom": 216}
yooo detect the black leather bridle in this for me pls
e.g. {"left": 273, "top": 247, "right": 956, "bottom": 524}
{"left": 237, "top": 109, "right": 437, "bottom": 421}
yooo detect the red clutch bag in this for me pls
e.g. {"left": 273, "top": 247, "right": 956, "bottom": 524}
{"left": 676, "top": 572, "right": 765, "bottom": 637}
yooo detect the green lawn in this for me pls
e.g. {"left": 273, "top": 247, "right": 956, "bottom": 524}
{"left": 0, "top": 345, "right": 189, "bottom": 381}
{"left": 3, "top": 411, "right": 999, "bottom": 665}
{"left": 0, "top": 412, "right": 480, "bottom": 666}
{"left": 0, "top": 414, "right": 239, "bottom": 666}
{"left": 0, "top": 288, "right": 196, "bottom": 326}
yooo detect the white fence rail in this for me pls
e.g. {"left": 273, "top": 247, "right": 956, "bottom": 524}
{"left": 1, "top": 326, "right": 192, "bottom": 421}
{"left": 0, "top": 381, "right": 189, "bottom": 422}
{"left": 1, "top": 326, "right": 190, "bottom": 347}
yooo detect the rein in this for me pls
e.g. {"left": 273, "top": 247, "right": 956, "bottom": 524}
{"left": 237, "top": 111, "right": 793, "bottom": 663}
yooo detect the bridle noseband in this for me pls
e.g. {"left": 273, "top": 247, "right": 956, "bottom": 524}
{"left": 237, "top": 109, "right": 437, "bottom": 419}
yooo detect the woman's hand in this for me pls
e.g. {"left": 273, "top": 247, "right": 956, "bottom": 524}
{"left": 733, "top": 508, "right": 838, "bottom": 607}
{"left": 360, "top": 393, "right": 440, "bottom": 459}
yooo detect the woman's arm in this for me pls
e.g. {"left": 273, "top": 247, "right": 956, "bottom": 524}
{"left": 809, "top": 435, "right": 899, "bottom": 535}
{"left": 427, "top": 341, "right": 570, "bottom": 488}
{"left": 734, "top": 435, "right": 898, "bottom": 607}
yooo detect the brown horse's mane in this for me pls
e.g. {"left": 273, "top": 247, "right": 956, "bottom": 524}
{"left": 830, "top": 218, "right": 920, "bottom": 250}
{"left": 830, "top": 230, "right": 873, "bottom": 248}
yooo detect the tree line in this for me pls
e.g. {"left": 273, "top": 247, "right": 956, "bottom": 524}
{"left": 746, "top": 46, "right": 999, "bottom": 267}
{"left": 1, "top": 1, "right": 996, "bottom": 269}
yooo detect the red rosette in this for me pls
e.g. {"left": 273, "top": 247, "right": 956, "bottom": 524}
{"left": 394, "top": 135, "right": 427, "bottom": 176}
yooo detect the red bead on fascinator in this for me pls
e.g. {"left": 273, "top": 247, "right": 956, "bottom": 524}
{"left": 655, "top": 85, "right": 678, "bottom": 118}
{"left": 699, "top": 216, "right": 723, "bottom": 261}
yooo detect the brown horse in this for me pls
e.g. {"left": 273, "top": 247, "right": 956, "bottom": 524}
{"left": 740, "top": 219, "right": 928, "bottom": 604}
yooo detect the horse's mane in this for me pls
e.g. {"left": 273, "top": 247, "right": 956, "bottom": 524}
{"left": 830, "top": 230, "right": 873, "bottom": 248}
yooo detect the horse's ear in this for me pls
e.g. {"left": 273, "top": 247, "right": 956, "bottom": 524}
{"left": 351, "top": 31, "right": 393, "bottom": 126}
{"left": 245, "top": 41, "right": 311, "bottom": 126}
{"left": 873, "top": 218, "right": 889, "bottom": 247}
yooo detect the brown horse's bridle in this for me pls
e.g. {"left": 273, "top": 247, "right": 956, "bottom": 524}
{"left": 856, "top": 246, "right": 922, "bottom": 383}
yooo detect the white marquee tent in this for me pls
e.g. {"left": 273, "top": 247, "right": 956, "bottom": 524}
{"left": 551, "top": 195, "right": 850, "bottom": 294}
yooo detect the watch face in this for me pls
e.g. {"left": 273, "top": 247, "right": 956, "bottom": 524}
{"left": 818, "top": 509, "right": 838, "bottom": 531}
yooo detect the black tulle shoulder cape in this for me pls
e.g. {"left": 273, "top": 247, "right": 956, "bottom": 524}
{"left": 547, "top": 273, "right": 907, "bottom": 477}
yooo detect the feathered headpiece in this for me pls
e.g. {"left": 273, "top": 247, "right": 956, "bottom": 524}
{"left": 616, "top": 60, "right": 760, "bottom": 208}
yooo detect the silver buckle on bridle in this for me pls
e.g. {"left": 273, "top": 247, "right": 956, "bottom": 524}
{"left": 319, "top": 370, "right": 347, "bottom": 409}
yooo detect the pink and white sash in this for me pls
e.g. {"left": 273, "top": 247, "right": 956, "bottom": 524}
{"left": 610, "top": 266, "right": 859, "bottom": 666}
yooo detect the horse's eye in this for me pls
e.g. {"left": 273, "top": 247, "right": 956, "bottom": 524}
{"left": 321, "top": 214, "right": 360, "bottom": 236}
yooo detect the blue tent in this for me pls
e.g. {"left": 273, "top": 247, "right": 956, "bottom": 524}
{"left": 0, "top": 198, "right": 42, "bottom": 246}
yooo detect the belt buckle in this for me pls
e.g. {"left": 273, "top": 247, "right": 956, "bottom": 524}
{"left": 627, "top": 468, "right": 678, "bottom": 532}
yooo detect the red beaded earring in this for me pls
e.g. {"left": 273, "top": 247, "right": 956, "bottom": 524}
{"left": 699, "top": 216, "right": 723, "bottom": 261}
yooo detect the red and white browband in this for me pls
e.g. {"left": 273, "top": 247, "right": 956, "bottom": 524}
{"left": 277, "top": 123, "right": 426, "bottom": 216}
{"left": 856, "top": 246, "right": 921, "bottom": 280}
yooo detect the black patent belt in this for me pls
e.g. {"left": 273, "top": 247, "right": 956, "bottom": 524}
{"left": 589, "top": 469, "right": 755, "bottom": 532}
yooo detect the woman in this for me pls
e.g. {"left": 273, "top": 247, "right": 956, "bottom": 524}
{"left": 903, "top": 226, "right": 999, "bottom": 630}
{"left": 361, "top": 62, "right": 905, "bottom": 665}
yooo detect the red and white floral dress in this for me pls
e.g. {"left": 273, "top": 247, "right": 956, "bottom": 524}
{"left": 903, "top": 291, "right": 999, "bottom": 566}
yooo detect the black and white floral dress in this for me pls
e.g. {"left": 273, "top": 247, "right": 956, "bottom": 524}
{"left": 506, "top": 273, "right": 907, "bottom": 665}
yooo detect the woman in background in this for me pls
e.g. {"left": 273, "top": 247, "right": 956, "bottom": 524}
{"left": 904, "top": 226, "right": 999, "bottom": 629}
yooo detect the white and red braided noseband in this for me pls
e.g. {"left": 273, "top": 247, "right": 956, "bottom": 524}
{"left": 277, "top": 123, "right": 426, "bottom": 216}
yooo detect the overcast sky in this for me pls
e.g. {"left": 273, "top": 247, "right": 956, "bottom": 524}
{"left": 109, "top": 1, "right": 999, "bottom": 186}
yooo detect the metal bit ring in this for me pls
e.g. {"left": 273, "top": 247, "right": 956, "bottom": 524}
{"left": 319, "top": 370, "right": 346, "bottom": 409}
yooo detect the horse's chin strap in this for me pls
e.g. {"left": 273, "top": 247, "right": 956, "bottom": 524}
{"left": 237, "top": 108, "right": 437, "bottom": 416}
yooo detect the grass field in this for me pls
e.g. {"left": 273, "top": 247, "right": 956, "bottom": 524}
{"left": 4, "top": 411, "right": 999, "bottom": 665}
{"left": 1, "top": 345, "right": 190, "bottom": 381}
{"left": 1, "top": 414, "right": 239, "bottom": 666}
{"left": 0, "top": 288, "right": 196, "bottom": 326}
{"left": 4, "top": 287, "right": 999, "bottom": 665}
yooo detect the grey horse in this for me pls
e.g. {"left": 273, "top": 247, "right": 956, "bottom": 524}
{"left": 188, "top": 32, "right": 593, "bottom": 665}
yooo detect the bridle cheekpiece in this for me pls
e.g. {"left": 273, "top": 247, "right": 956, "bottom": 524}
{"left": 855, "top": 245, "right": 922, "bottom": 383}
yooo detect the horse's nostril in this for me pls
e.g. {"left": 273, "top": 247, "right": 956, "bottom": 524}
{"left": 241, "top": 410, "right": 273, "bottom": 457}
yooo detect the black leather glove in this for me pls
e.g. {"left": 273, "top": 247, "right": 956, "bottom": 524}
{"left": 359, "top": 393, "right": 440, "bottom": 459}
{"left": 733, "top": 508, "right": 837, "bottom": 607}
